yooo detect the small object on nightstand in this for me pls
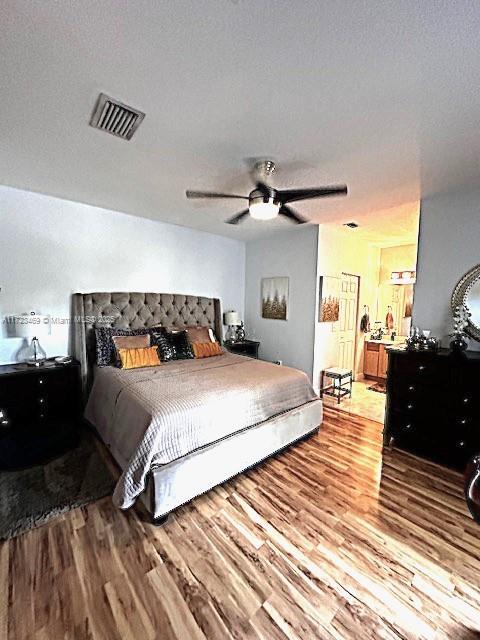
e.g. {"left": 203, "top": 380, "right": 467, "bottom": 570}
{"left": 225, "top": 339, "right": 260, "bottom": 359}
{"left": 235, "top": 321, "right": 246, "bottom": 342}
{"left": 0, "top": 358, "right": 81, "bottom": 470}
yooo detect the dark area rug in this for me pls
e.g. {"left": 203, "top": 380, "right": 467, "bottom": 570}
{"left": 367, "top": 382, "right": 387, "bottom": 394}
{"left": 0, "top": 433, "right": 115, "bottom": 540}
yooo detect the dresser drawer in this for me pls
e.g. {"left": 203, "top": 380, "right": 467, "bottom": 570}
{"left": 0, "top": 364, "right": 80, "bottom": 427}
{"left": 389, "top": 380, "right": 446, "bottom": 414}
{"left": 390, "top": 353, "right": 447, "bottom": 383}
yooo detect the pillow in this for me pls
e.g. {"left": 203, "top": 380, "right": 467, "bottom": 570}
{"left": 95, "top": 327, "right": 161, "bottom": 366}
{"left": 185, "top": 326, "right": 214, "bottom": 344}
{"left": 112, "top": 334, "right": 150, "bottom": 350}
{"left": 192, "top": 342, "right": 224, "bottom": 359}
{"left": 152, "top": 330, "right": 194, "bottom": 361}
{"left": 117, "top": 346, "right": 161, "bottom": 370}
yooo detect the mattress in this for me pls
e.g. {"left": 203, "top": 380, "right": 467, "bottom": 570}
{"left": 85, "top": 352, "right": 318, "bottom": 508}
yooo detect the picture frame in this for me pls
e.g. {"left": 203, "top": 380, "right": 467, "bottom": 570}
{"left": 318, "top": 276, "right": 341, "bottom": 322}
{"left": 261, "top": 277, "right": 289, "bottom": 320}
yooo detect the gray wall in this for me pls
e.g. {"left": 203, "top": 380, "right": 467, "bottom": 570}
{"left": 244, "top": 226, "right": 318, "bottom": 379}
{"left": 413, "top": 187, "right": 480, "bottom": 350}
{"left": 0, "top": 186, "right": 245, "bottom": 364}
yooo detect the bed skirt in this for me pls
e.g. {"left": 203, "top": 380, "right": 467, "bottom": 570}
{"left": 141, "top": 398, "right": 322, "bottom": 521}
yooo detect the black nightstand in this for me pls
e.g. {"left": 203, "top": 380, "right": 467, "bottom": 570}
{"left": 225, "top": 340, "right": 260, "bottom": 359}
{"left": 0, "top": 359, "right": 81, "bottom": 470}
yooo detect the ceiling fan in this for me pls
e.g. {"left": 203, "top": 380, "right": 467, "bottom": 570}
{"left": 186, "top": 160, "right": 348, "bottom": 225}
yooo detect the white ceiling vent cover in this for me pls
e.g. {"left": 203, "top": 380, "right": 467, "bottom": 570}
{"left": 89, "top": 93, "right": 145, "bottom": 140}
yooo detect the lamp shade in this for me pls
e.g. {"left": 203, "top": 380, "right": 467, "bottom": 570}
{"left": 223, "top": 311, "right": 241, "bottom": 326}
{"left": 15, "top": 314, "right": 50, "bottom": 338}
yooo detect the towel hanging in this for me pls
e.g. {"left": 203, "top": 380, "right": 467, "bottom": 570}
{"left": 386, "top": 305, "right": 394, "bottom": 330}
{"left": 360, "top": 305, "right": 370, "bottom": 333}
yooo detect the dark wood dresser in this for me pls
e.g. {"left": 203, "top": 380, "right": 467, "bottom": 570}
{"left": 385, "top": 349, "right": 480, "bottom": 471}
{"left": 0, "top": 359, "right": 81, "bottom": 469}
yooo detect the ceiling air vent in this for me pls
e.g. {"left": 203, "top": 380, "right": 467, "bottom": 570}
{"left": 343, "top": 221, "right": 359, "bottom": 229}
{"left": 89, "top": 93, "right": 145, "bottom": 140}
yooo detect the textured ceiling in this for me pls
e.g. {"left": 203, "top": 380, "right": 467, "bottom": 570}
{"left": 0, "top": 1, "right": 478, "bottom": 241}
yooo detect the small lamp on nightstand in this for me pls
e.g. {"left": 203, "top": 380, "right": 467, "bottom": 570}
{"left": 223, "top": 311, "right": 241, "bottom": 344}
{"left": 15, "top": 312, "right": 49, "bottom": 366}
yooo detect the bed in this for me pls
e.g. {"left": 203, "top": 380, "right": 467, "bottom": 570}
{"left": 72, "top": 291, "right": 322, "bottom": 523}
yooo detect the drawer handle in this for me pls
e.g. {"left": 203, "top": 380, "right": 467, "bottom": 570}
{"left": 459, "top": 418, "right": 468, "bottom": 426}
{"left": 408, "top": 385, "right": 415, "bottom": 392}
{"left": 403, "top": 423, "right": 413, "bottom": 431}
{"left": 406, "top": 403, "right": 414, "bottom": 411}
{"left": 418, "top": 365, "right": 426, "bottom": 372}
{"left": 38, "top": 378, "right": 44, "bottom": 385}
{"left": 457, "top": 440, "right": 466, "bottom": 448}
{"left": 38, "top": 397, "right": 45, "bottom": 404}
{"left": 463, "top": 397, "right": 470, "bottom": 404}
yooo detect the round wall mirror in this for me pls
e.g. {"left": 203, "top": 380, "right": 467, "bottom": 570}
{"left": 452, "top": 264, "right": 480, "bottom": 341}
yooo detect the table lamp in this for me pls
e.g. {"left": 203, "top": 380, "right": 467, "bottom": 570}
{"left": 223, "top": 311, "right": 241, "bottom": 344}
{"left": 15, "top": 312, "right": 49, "bottom": 366}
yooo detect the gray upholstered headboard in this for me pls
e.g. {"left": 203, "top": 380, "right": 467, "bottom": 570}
{"left": 71, "top": 291, "right": 223, "bottom": 396}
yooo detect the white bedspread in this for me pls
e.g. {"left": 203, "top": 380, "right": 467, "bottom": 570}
{"left": 85, "top": 353, "right": 317, "bottom": 508}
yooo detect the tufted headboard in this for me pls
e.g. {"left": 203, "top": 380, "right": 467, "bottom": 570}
{"left": 71, "top": 291, "right": 222, "bottom": 397}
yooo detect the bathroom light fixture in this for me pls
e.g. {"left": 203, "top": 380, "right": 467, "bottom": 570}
{"left": 390, "top": 270, "right": 416, "bottom": 284}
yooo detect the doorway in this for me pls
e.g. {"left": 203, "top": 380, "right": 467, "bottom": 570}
{"left": 337, "top": 273, "right": 360, "bottom": 375}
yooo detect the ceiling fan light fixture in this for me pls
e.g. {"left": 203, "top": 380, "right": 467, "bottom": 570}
{"left": 249, "top": 199, "right": 279, "bottom": 221}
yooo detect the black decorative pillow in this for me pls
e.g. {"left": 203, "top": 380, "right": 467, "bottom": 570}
{"left": 95, "top": 327, "right": 159, "bottom": 366}
{"left": 151, "top": 330, "right": 194, "bottom": 362}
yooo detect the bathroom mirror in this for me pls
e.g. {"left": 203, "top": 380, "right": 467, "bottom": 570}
{"left": 452, "top": 264, "right": 480, "bottom": 341}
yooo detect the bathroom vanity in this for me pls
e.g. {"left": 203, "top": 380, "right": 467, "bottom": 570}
{"left": 363, "top": 338, "right": 405, "bottom": 381}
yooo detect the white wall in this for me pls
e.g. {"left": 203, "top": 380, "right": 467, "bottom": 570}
{"left": 313, "top": 225, "right": 381, "bottom": 389}
{"left": 413, "top": 187, "right": 480, "bottom": 350}
{"left": 0, "top": 186, "right": 245, "bottom": 364}
{"left": 244, "top": 226, "right": 319, "bottom": 379}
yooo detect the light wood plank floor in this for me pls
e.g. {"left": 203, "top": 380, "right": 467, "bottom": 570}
{"left": 3, "top": 408, "right": 480, "bottom": 640}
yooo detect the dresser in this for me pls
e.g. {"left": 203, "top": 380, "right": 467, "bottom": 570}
{"left": 385, "top": 349, "right": 480, "bottom": 471}
{"left": 0, "top": 359, "right": 81, "bottom": 469}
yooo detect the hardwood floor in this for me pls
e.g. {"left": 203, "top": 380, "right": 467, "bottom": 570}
{"left": 3, "top": 408, "right": 480, "bottom": 639}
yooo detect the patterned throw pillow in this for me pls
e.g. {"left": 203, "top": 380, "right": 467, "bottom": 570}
{"left": 191, "top": 342, "right": 224, "bottom": 359}
{"left": 95, "top": 327, "right": 161, "bottom": 366}
{"left": 151, "top": 330, "right": 194, "bottom": 361}
{"left": 117, "top": 347, "right": 161, "bottom": 370}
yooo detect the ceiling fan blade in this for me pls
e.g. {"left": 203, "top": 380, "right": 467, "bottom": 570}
{"left": 225, "top": 209, "right": 250, "bottom": 225}
{"left": 279, "top": 205, "right": 307, "bottom": 224}
{"left": 277, "top": 185, "right": 348, "bottom": 204}
{"left": 186, "top": 190, "right": 248, "bottom": 200}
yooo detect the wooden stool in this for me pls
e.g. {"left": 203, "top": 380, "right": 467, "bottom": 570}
{"left": 320, "top": 367, "right": 353, "bottom": 404}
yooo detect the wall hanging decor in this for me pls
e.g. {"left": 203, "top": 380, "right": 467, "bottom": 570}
{"left": 261, "top": 277, "right": 289, "bottom": 320}
{"left": 318, "top": 276, "right": 340, "bottom": 322}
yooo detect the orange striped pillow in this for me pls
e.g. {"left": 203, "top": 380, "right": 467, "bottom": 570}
{"left": 192, "top": 342, "right": 223, "bottom": 359}
{"left": 118, "top": 346, "right": 161, "bottom": 369}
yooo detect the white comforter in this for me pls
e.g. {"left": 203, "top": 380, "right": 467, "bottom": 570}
{"left": 85, "top": 353, "right": 317, "bottom": 508}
